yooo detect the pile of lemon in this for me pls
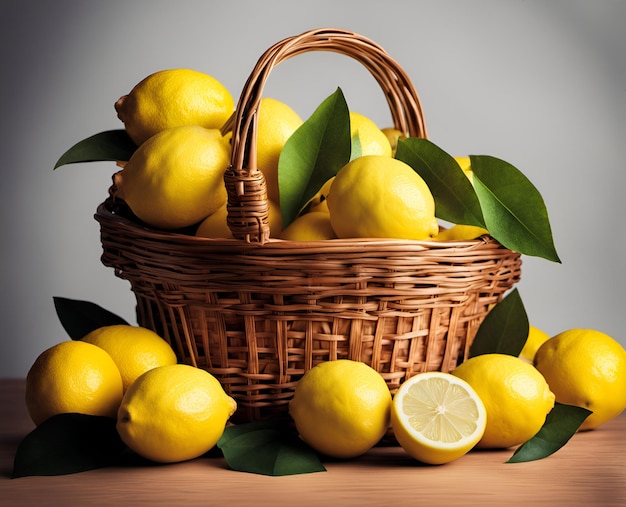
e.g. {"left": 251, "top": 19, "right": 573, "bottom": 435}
{"left": 110, "top": 68, "right": 478, "bottom": 242}
{"left": 25, "top": 322, "right": 626, "bottom": 465}
{"left": 289, "top": 328, "right": 626, "bottom": 464}
{"left": 25, "top": 325, "right": 236, "bottom": 463}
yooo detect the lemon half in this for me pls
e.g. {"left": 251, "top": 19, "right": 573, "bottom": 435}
{"left": 391, "top": 372, "right": 486, "bottom": 465}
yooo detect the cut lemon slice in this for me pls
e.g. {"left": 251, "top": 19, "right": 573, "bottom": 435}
{"left": 391, "top": 371, "right": 487, "bottom": 465}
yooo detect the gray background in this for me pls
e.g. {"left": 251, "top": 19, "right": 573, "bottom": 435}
{"left": 2, "top": 0, "right": 624, "bottom": 377}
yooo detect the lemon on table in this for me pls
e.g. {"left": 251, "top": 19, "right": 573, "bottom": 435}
{"left": 390, "top": 372, "right": 487, "bottom": 465}
{"left": 81, "top": 325, "right": 177, "bottom": 392}
{"left": 117, "top": 364, "right": 237, "bottom": 463}
{"left": 350, "top": 112, "right": 392, "bottom": 157}
{"left": 25, "top": 341, "right": 123, "bottom": 426}
{"left": 452, "top": 353, "right": 555, "bottom": 448}
{"left": 534, "top": 329, "right": 626, "bottom": 430}
{"left": 289, "top": 359, "right": 392, "bottom": 459}
{"left": 280, "top": 211, "right": 337, "bottom": 241}
{"left": 195, "top": 199, "right": 283, "bottom": 239}
{"left": 256, "top": 97, "right": 303, "bottom": 204}
{"left": 114, "top": 125, "right": 230, "bottom": 230}
{"left": 114, "top": 68, "right": 234, "bottom": 146}
{"left": 327, "top": 155, "right": 439, "bottom": 240}
{"left": 519, "top": 325, "right": 551, "bottom": 362}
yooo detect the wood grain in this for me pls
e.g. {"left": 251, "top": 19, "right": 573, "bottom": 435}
{"left": 1, "top": 378, "right": 624, "bottom": 506}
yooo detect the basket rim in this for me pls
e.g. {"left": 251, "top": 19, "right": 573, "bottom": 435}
{"left": 95, "top": 200, "right": 519, "bottom": 256}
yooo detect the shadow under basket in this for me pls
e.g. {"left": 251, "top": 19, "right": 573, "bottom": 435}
{"left": 94, "top": 200, "right": 521, "bottom": 422}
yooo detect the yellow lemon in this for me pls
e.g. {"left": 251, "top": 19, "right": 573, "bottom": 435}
{"left": 195, "top": 199, "right": 283, "bottom": 239}
{"left": 306, "top": 177, "right": 334, "bottom": 214}
{"left": 534, "top": 329, "right": 626, "bottom": 430}
{"left": 117, "top": 364, "right": 237, "bottom": 463}
{"left": 280, "top": 212, "right": 337, "bottom": 241}
{"left": 114, "top": 68, "right": 234, "bottom": 146}
{"left": 519, "top": 325, "right": 551, "bottom": 362}
{"left": 452, "top": 354, "right": 555, "bottom": 448}
{"left": 327, "top": 155, "right": 439, "bottom": 240}
{"left": 256, "top": 97, "right": 303, "bottom": 204}
{"left": 381, "top": 127, "right": 406, "bottom": 155}
{"left": 81, "top": 325, "right": 177, "bottom": 392}
{"left": 350, "top": 112, "right": 392, "bottom": 157}
{"left": 435, "top": 224, "right": 489, "bottom": 241}
{"left": 289, "top": 359, "right": 392, "bottom": 459}
{"left": 391, "top": 372, "right": 487, "bottom": 465}
{"left": 25, "top": 341, "right": 123, "bottom": 426}
{"left": 114, "top": 125, "right": 230, "bottom": 230}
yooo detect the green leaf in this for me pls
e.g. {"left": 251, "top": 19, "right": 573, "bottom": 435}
{"left": 12, "top": 413, "right": 126, "bottom": 478}
{"left": 506, "top": 403, "right": 592, "bottom": 463}
{"left": 217, "top": 419, "right": 326, "bottom": 476}
{"left": 395, "top": 138, "right": 485, "bottom": 227}
{"left": 469, "top": 288, "right": 528, "bottom": 357}
{"left": 470, "top": 155, "right": 560, "bottom": 262}
{"left": 278, "top": 88, "right": 352, "bottom": 227}
{"left": 53, "top": 296, "right": 129, "bottom": 340}
{"left": 54, "top": 130, "right": 137, "bottom": 169}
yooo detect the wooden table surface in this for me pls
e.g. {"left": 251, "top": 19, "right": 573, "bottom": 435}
{"left": 1, "top": 378, "right": 624, "bottom": 506}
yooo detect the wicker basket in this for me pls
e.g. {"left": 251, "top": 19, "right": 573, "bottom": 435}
{"left": 95, "top": 28, "right": 522, "bottom": 422}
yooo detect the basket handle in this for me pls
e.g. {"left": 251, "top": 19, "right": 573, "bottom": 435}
{"left": 224, "top": 27, "right": 428, "bottom": 244}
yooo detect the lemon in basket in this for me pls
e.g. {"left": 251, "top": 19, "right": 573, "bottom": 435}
{"left": 280, "top": 211, "right": 337, "bottom": 241}
{"left": 350, "top": 112, "right": 392, "bottom": 157}
{"left": 381, "top": 127, "right": 406, "bottom": 155}
{"left": 25, "top": 341, "right": 123, "bottom": 426}
{"left": 289, "top": 359, "right": 392, "bottom": 459}
{"left": 534, "top": 329, "right": 626, "bottom": 430}
{"left": 435, "top": 224, "right": 489, "bottom": 241}
{"left": 390, "top": 372, "right": 487, "bottom": 465}
{"left": 114, "top": 125, "right": 230, "bottom": 230}
{"left": 452, "top": 354, "right": 555, "bottom": 449}
{"left": 114, "top": 68, "right": 234, "bottom": 146}
{"left": 256, "top": 97, "right": 303, "bottom": 204}
{"left": 117, "top": 364, "right": 237, "bottom": 463}
{"left": 327, "top": 155, "right": 439, "bottom": 240}
{"left": 81, "top": 324, "right": 177, "bottom": 392}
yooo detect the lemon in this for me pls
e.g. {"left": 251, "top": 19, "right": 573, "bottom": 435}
{"left": 81, "top": 325, "right": 177, "bottom": 392}
{"left": 381, "top": 127, "right": 406, "bottom": 155}
{"left": 117, "top": 364, "right": 237, "bottom": 463}
{"left": 25, "top": 341, "right": 123, "bottom": 426}
{"left": 435, "top": 224, "right": 489, "bottom": 241}
{"left": 534, "top": 329, "right": 626, "bottom": 430}
{"left": 350, "top": 112, "right": 392, "bottom": 157}
{"left": 256, "top": 97, "right": 303, "bottom": 204}
{"left": 195, "top": 199, "right": 283, "bottom": 239}
{"left": 280, "top": 212, "right": 337, "bottom": 241}
{"left": 455, "top": 156, "right": 474, "bottom": 185}
{"left": 327, "top": 155, "right": 439, "bottom": 240}
{"left": 306, "top": 177, "right": 334, "bottom": 214}
{"left": 390, "top": 372, "right": 487, "bottom": 465}
{"left": 289, "top": 359, "right": 392, "bottom": 459}
{"left": 519, "top": 325, "right": 551, "bottom": 362}
{"left": 452, "top": 354, "right": 555, "bottom": 448}
{"left": 114, "top": 68, "right": 234, "bottom": 146}
{"left": 114, "top": 125, "right": 230, "bottom": 230}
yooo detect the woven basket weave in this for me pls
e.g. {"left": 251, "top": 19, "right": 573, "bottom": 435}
{"left": 95, "top": 28, "right": 522, "bottom": 422}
